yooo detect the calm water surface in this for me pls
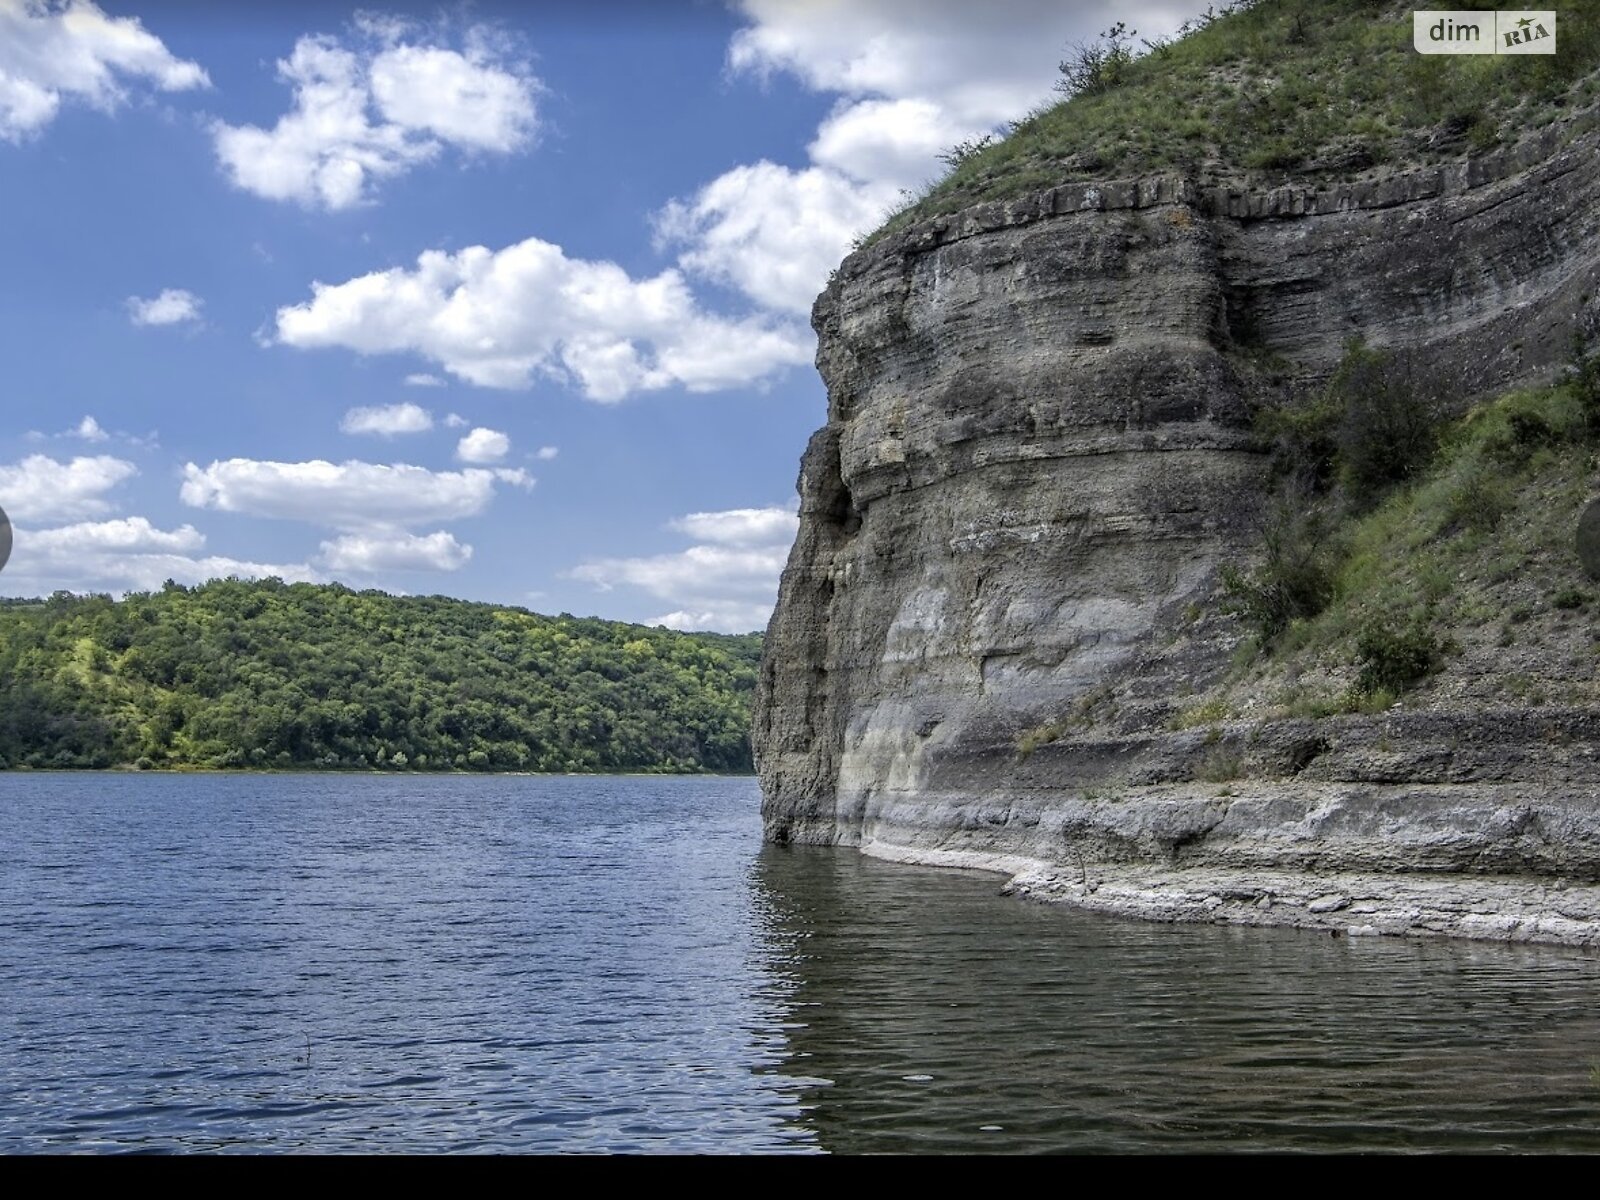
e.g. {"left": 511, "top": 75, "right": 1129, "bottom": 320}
{"left": 2, "top": 772, "right": 1599, "bottom": 1153}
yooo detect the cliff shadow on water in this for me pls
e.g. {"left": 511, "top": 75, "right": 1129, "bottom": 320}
{"left": 751, "top": 842, "right": 1600, "bottom": 1152}
{"left": 754, "top": 0, "right": 1600, "bottom": 945}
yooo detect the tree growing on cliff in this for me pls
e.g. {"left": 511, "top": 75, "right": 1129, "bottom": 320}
{"left": 1219, "top": 492, "right": 1338, "bottom": 642}
{"left": 1571, "top": 331, "right": 1600, "bottom": 434}
{"left": 1328, "top": 339, "right": 1452, "bottom": 508}
{"left": 1255, "top": 338, "right": 1452, "bottom": 509}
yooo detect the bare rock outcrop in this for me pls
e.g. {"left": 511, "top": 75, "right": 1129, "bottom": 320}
{"left": 754, "top": 117, "right": 1600, "bottom": 944}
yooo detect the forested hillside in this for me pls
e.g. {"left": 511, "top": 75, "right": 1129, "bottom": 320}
{"left": 0, "top": 580, "right": 762, "bottom": 773}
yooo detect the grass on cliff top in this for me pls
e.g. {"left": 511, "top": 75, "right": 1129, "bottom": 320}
{"left": 876, "top": 0, "right": 1600, "bottom": 242}
{"left": 1174, "top": 378, "right": 1600, "bottom": 726}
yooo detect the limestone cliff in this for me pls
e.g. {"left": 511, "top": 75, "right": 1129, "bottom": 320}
{"left": 754, "top": 112, "right": 1600, "bottom": 945}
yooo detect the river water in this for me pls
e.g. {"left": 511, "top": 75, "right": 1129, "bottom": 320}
{"left": 2, "top": 772, "right": 1598, "bottom": 1153}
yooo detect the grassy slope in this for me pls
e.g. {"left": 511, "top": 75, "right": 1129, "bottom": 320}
{"left": 877, "top": 0, "right": 1600, "bottom": 241}
{"left": 1174, "top": 382, "right": 1600, "bottom": 728}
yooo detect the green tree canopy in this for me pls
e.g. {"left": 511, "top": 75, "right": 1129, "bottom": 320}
{"left": 0, "top": 580, "right": 762, "bottom": 774}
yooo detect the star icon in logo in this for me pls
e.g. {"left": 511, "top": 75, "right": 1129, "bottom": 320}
{"left": 1518, "top": 16, "right": 1534, "bottom": 28}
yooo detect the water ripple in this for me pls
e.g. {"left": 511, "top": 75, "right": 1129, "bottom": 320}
{"left": 3, "top": 773, "right": 1600, "bottom": 1152}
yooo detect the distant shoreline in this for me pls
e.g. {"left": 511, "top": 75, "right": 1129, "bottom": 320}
{"left": 0, "top": 766, "right": 759, "bottom": 779}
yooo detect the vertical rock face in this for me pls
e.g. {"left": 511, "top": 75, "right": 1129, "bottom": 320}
{"left": 754, "top": 121, "right": 1600, "bottom": 923}
{"left": 758, "top": 177, "right": 1264, "bottom": 844}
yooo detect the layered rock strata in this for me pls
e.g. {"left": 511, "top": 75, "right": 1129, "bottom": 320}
{"left": 754, "top": 118, "right": 1600, "bottom": 945}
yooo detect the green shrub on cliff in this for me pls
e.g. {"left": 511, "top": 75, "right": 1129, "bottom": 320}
{"left": 1055, "top": 20, "right": 1141, "bottom": 100}
{"left": 1354, "top": 617, "right": 1444, "bottom": 695}
{"left": 1220, "top": 499, "right": 1339, "bottom": 641}
{"left": 1328, "top": 340, "right": 1453, "bottom": 508}
{"left": 1257, "top": 338, "right": 1452, "bottom": 505}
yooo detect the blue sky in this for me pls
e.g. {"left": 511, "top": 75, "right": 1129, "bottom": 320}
{"left": 0, "top": 0, "right": 1197, "bottom": 631}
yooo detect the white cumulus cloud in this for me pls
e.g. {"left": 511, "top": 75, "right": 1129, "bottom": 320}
{"left": 319, "top": 529, "right": 471, "bottom": 573}
{"left": 179, "top": 457, "right": 526, "bottom": 530}
{"left": 0, "top": 515, "right": 317, "bottom": 597}
{"left": 648, "top": 603, "right": 778, "bottom": 634}
{"left": 0, "top": 453, "right": 136, "bottom": 522}
{"left": 272, "top": 237, "right": 812, "bottom": 400}
{"left": 658, "top": 1, "right": 1197, "bottom": 317}
{"left": 72, "top": 415, "right": 109, "bottom": 443}
{"left": 807, "top": 96, "right": 959, "bottom": 190}
{"left": 535, "top": 445, "right": 558, "bottom": 461}
{"left": 27, "top": 516, "right": 204, "bottom": 554}
{"left": 368, "top": 39, "right": 535, "bottom": 153}
{"left": 340, "top": 401, "right": 433, "bottom": 436}
{"left": 404, "top": 372, "right": 446, "bottom": 387}
{"left": 656, "top": 161, "right": 898, "bottom": 317}
{"left": 566, "top": 503, "right": 797, "bottom": 633}
{"left": 571, "top": 543, "right": 789, "bottom": 604}
{"left": 126, "top": 287, "right": 202, "bottom": 326}
{"left": 0, "top": 0, "right": 208, "bottom": 142}
{"left": 31, "top": 415, "right": 154, "bottom": 448}
{"left": 669, "top": 505, "right": 799, "bottom": 546}
{"left": 456, "top": 426, "right": 509, "bottom": 463}
{"left": 727, "top": 0, "right": 1193, "bottom": 119}
{"left": 211, "top": 20, "right": 538, "bottom": 210}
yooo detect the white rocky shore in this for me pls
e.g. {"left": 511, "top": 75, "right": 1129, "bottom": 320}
{"left": 863, "top": 839, "right": 1600, "bottom": 947}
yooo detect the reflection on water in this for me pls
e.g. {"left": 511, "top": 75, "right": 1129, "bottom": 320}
{"left": 3, "top": 771, "right": 1598, "bottom": 1153}
{"left": 751, "top": 845, "right": 1600, "bottom": 1153}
